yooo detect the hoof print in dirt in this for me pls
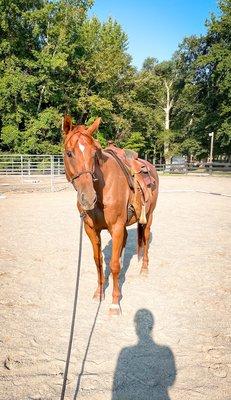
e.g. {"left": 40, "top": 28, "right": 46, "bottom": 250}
{"left": 4, "top": 356, "right": 22, "bottom": 370}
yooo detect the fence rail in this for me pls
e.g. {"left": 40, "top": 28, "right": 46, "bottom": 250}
{"left": 0, "top": 154, "right": 64, "bottom": 176}
{"left": 155, "top": 162, "right": 231, "bottom": 174}
{"left": 0, "top": 154, "right": 230, "bottom": 193}
{"left": 0, "top": 154, "right": 66, "bottom": 192}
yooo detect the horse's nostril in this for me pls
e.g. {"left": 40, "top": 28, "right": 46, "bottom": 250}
{"left": 81, "top": 193, "right": 85, "bottom": 202}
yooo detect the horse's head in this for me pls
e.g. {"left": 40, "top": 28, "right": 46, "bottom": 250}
{"left": 63, "top": 115, "right": 101, "bottom": 211}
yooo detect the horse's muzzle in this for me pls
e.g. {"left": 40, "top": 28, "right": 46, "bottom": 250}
{"left": 79, "top": 192, "right": 97, "bottom": 211}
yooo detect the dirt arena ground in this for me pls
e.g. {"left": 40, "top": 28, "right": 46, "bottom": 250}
{"left": 0, "top": 175, "right": 230, "bottom": 400}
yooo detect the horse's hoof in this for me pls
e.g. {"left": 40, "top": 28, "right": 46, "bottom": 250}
{"left": 93, "top": 291, "right": 105, "bottom": 301}
{"left": 140, "top": 268, "right": 149, "bottom": 277}
{"left": 108, "top": 304, "right": 121, "bottom": 316}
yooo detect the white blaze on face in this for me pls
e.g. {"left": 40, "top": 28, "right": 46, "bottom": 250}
{"left": 79, "top": 143, "right": 85, "bottom": 153}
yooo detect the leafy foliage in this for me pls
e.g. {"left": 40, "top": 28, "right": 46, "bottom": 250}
{"left": 0, "top": 0, "right": 230, "bottom": 160}
{"left": 119, "top": 132, "right": 146, "bottom": 153}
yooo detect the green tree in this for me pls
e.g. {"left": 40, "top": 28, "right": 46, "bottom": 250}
{"left": 119, "top": 132, "right": 146, "bottom": 153}
{"left": 173, "top": 0, "right": 231, "bottom": 160}
{"left": 0, "top": 0, "right": 230, "bottom": 161}
{"left": 0, "top": 0, "right": 93, "bottom": 153}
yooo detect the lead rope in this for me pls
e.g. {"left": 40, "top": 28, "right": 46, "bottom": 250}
{"left": 60, "top": 215, "right": 84, "bottom": 400}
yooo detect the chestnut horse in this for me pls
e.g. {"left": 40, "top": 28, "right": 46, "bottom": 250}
{"left": 63, "top": 115, "right": 158, "bottom": 315}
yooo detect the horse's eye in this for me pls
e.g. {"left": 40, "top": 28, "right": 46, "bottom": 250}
{"left": 66, "top": 150, "right": 72, "bottom": 158}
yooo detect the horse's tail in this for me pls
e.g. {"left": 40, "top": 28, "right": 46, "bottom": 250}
{"left": 137, "top": 222, "right": 145, "bottom": 260}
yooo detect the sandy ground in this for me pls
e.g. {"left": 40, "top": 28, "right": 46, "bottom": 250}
{"left": 0, "top": 175, "right": 230, "bottom": 400}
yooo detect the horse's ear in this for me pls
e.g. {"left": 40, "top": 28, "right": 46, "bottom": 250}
{"left": 86, "top": 117, "right": 101, "bottom": 136}
{"left": 62, "top": 115, "right": 72, "bottom": 134}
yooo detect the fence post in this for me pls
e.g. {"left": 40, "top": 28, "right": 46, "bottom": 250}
{"left": 185, "top": 163, "right": 188, "bottom": 175}
{"left": 58, "top": 157, "right": 60, "bottom": 175}
{"left": 21, "top": 155, "right": 23, "bottom": 182}
{"left": 50, "top": 155, "right": 54, "bottom": 192}
{"left": 209, "top": 163, "right": 213, "bottom": 175}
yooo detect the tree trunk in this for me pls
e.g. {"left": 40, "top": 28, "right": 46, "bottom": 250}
{"left": 37, "top": 85, "right": 45, "bottom": 114}
{"left": 163, "top": 80, "right": 173, "bottom": 165}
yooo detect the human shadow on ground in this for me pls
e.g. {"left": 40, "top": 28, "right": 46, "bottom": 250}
{"left": 112, "top": 309, "right": 176, "bottom": 400}
{"left": 103, "top": 229, "right": 153, "bottom": 298}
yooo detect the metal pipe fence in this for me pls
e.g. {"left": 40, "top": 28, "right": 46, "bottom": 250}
{"left": 0, "top": 154, "right": 66, "bottom": 192}
{"left": 155, "top": 162, "right": 231, "bottom": 174}
{"left": 0, "top": 154, "right": 230, "bottom": 193}
{"left": 0, "top": 154, "right": 64, "bottom": 176}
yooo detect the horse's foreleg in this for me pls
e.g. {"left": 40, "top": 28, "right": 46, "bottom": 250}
{"left": 109, "top": 224, "right": 125, "bottom": 315}
{"left": 140, "top": 213, "right": 153, "bottom": 276}
{"left": 84, "top": 223, "right": 104, "bottom": 301}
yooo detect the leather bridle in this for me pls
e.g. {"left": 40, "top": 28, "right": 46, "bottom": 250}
{"left": 64, "top": 129, "right": 99, "bottom": 185}
{"left": 71, "top": 169, "right": 98, "bottom": 184}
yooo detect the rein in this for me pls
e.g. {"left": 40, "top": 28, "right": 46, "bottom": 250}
{"left": 60, "top": 215, "right": 84, "bottom": 400}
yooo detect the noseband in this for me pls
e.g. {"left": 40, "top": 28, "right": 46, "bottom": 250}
{"left": 71, "top": 169, "right": 98, "bottom": 183}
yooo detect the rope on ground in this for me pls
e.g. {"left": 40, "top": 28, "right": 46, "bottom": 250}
{"left": 60, "top": 215, "right": 84, "bottom": 400}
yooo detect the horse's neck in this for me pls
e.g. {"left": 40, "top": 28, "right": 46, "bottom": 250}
{"left": 97, "top": 152, "right": 116, "bottom": 178}
{"left": 97, "top": 152, "right": 125, "bottom": 185}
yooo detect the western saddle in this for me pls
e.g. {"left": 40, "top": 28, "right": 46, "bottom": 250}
{"left": 104, "top": 143, "right": 156, "bottom": 224}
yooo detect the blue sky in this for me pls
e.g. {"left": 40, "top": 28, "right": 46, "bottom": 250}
{"left": 89, "top": 0, "right": 219, "bottom": 69}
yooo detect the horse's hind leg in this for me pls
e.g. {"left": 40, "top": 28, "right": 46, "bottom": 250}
{"left": 109, "top": 224, "right": 125, "bottom": 315}
{"left": 140, "top": 213, "right": 153, "bottom": 276}
{"left": 121, "top": 227, "right": 128, "bottom": 259}
{"left": 84, "top": 223, "right": 105, "bottom": 301}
